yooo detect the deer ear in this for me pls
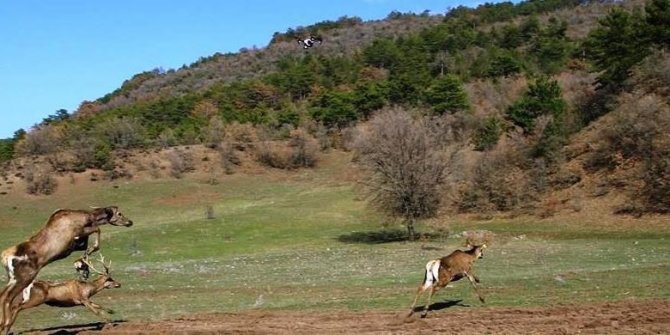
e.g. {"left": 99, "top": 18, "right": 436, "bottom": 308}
{"left": 91, "top": 207, "right": 115, "bottom": 224}
{"left": 104, "top": 207, "right": 116, "bottom": 219}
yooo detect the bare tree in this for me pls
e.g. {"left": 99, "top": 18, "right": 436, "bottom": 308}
{"left": 357, "top": 107, "right": 447, "bottom": 240}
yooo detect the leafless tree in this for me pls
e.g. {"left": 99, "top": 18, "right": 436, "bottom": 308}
{"left": 357, "top": 107, "right": 447, "bottom": 240}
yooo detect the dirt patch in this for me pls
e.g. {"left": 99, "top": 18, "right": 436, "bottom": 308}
{"left": 28, "top": 299, "right": 670, "bottom": 335}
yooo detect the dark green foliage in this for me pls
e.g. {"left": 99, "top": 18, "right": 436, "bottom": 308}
{"left": 362, "top": 38, "right": 402, "bottom": 70}
{"left": 487, "top": 50, "right": 524, "bottom": 78}
{"left": 533, "top": 116, "right": 567, "bottom": 163}
{"left": 530, "top": 18, "right": 572, "bottom": 73}
{"left": 498, "top": 24, "right": 524, "bottom": 49}
{"left": 353, "top": 82, "right": 388, "bottom": 118}
{"left": 41, "top": 109, "right": 70, "bottom": 126}
{"left": 585, "top": 8, "right": 651, "bottom": 89}
{"left": 310, "top": 90, "right": 358, "bottom": 128}
{"left": 93, "top": 141, "right": 114, "bottom": 171}
{"left": 646, "top": 0, "right": 670, "bottom": 48}
{"left": 473, "top": 117, "right": 503, "bottom": 151}
{"left": 277, "top": 109, "right": 301, "bottom": 127}
{"left": 506, "top": 77, "right": 566, "bottom": 133}
{"left": 425, "top": 75, "right": 470, "bottom": 114}
{"left": 0, "top": 139, "right": 14, "bottom": 162}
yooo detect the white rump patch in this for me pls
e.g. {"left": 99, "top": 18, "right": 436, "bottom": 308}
{"left": 22, "top": 282, "right": 34, "bottom": 303}
{"left": 423, "top": 259, "right": 441, "bottom": 290}
{"left": 6, "top": 255, "right": 28, "bottom": 284}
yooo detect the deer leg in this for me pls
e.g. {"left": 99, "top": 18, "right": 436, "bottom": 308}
{"left": 83, "top": 301, "right": 111, "bottom": 322}
{"left": 2, "top": 262, "right": 37, "bottom": 334}
{"left": 83, "top": 228, "right": 101, "bottom": 257}
{"left": 2, "top": 284, "right": 31, "bottom": 335}
{"left": 408, "top": 285, "right": 427, "bottom": 317}
{"left": 465, "top": 272, "right": 485, "bottom": 303}
{"left": 421, "top": 286, "right": 440, "bottom": 318}
{"left": 89, "top": 301, "right": 114, "bottom": 314}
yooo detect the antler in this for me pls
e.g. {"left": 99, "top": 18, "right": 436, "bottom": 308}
{"left": 81, "top": 253, "right": 111, "bottom": 276}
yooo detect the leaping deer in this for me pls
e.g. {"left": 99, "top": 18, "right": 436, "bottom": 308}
{"left": 0, "top": 254, "right": 120, "bottom": 334}
{"left": 408, "top": 243, "right": 487, "bottom": 318}
{"left": 0, "top": 206, "right": 132, "bottom": 333}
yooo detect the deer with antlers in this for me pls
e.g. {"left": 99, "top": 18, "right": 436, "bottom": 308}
{"left": 408, "top": 242, "right": 488, "bottom": 318}
{"left": 0, "top": 254, "right": 120, "bottom": 334}
{"left": 0, "top": 206, "right": 132, "bottom": 332}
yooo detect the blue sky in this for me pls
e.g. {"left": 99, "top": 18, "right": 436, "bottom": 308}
{"left": 0, "top": 0, "right": 486, "bottom": 138}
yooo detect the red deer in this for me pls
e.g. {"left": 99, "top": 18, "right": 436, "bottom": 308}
{"left": 0, "top": 255, "right": 120, "bottom": 334}
{"left": 0, "top": 206, "right": 132, "bottom": 332}
{"left": 408, "top": 243, "right": 487, "bottom": 318}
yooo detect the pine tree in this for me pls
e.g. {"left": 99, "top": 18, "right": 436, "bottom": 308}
{"left": 585, "top": 8, "right": 650, "bottom": 89}
{"left": 425, "top": 74, "right": 470, "bottom": 114}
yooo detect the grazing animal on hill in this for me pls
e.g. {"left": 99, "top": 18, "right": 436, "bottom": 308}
{"left": 297, "top": 36, "right": 323, "bottom": 49}
{"left": 0, "top": 255, "right": 119, "bottom": 334}
{"left": 408, "top": 243, "right": 487, "bottom": 318}
{"left": 0, "top": 206, "right": 132, "bottom": 333}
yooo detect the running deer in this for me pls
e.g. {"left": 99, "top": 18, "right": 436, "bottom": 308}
{"left": 408, "top": 243, "right": 487, "bottom": 318}
{"left": 0, "top": 255, "right": 120, "bottom": 334}
{"left": 0, "top": 206, "right": 132, "bottom": 332}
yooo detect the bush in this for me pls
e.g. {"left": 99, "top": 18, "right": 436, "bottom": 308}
{"left": 218, "top": 142, "right": 240, "bottom": 174}
{"left": 255, "top": 129, "right": 318, "bottom": 169}
{"left": 225, "top": 122, "right": 258, "bottom": 150}
{"left": 458, "top": 148, "right": 535, "bottom": 212}
{"left": 588, "top": 93, "right": 670, "bottom": 213}
{"left": 204, "top": 116, "right": 226, "bottom": 148}
{"left": 25, "top": 166, "right": 58, "bottom": 195}
{"left": 95, "top": 117, "right": 147, "bottom": 149}
{"left": 167, "top": 149, "right": 195, "bottom": 178}
{"left": 15, "top": 125, "right": 63, "bottom": 156}
{"left": 473, "top": 117, "right": 503, "bottom": 151}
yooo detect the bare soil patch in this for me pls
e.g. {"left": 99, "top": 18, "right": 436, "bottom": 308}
{"left": 28, "top": 299, "right": 670, "bottom": 335}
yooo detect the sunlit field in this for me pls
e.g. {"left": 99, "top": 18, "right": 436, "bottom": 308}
{"left": 1, "top": 153, "right": 668, "bottom": 332}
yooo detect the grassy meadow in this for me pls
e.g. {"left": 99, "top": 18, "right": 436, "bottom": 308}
{"left": 0, "top": 152, "right": 668, "bottom": 331}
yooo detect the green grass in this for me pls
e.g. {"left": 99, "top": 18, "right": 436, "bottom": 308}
{"left": 1, "top": 153, "right": 669, "bottom": 331}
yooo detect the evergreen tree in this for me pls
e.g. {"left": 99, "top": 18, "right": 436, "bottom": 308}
{"left": 506, "top": 77, "right": 566, "bottom": 133}
{"left": 585, "top": 8, "right": 650, "bottom": 89}
{"left": 645, "top": 0, "right": 670, "bottom": 48}
{"left": 426, "top": 74, "right": 470, "bottom": 114}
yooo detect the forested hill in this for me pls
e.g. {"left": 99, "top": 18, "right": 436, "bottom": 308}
{"left": 1, "top": 0, "right": 669, "bottom": 216}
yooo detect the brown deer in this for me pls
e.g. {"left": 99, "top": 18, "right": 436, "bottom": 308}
{"left": 408, "top": 243, "right": 487, "bottom": 318}
{"left": 0, "top": 206, "right": 132, "bottom": 332}
{"left": 0, "top": 255, "right": 120, "bottom": 334}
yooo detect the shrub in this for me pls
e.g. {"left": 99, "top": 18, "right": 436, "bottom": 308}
{"left": 204, "top": 116, "right": 226, "bottom": 148}
{"left": 25, "top": 166, "right": 58, "bottom": 195}
{"left": 225, "top": 122, "right": 258, "bottom": 150}
{"left": 255, "top": 129, "right": 318, "bottom": 169}
{"left": 15, "top": 125, "right": 63, "bottom": 156}
{"left": 473, "top": 117, "right": 503, "bottom": 151}
{"left": 167, "top": 149, "right": 195, "bottom": 178}
{"left": 589, "top": 93, "right": 670, "bottom": 213}
{"left": 218, "top": 142, "right": 240, "bottom": 174}
{"left": 95, "top": 117, "right": 147, "bottom": 149}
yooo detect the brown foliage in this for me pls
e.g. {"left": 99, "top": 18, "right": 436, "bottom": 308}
{"left": 255, "top": 128, "right": 318, "bottom": 169}
{"left": 24, "top": 165, "right": 58, "bottom": 195}
{"left": 356, "top": 107, "right": 447, "bottom": 239}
